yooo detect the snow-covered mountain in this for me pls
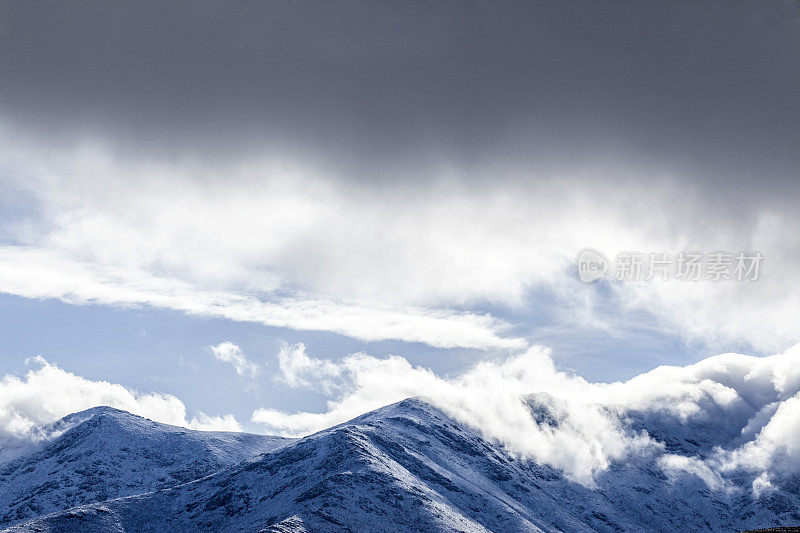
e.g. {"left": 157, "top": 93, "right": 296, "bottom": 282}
{"left": 1, "top": 398, "right": 799, "bottom": 532}
{"left": 0, "top": 406, "right": 291, "bottom": 526}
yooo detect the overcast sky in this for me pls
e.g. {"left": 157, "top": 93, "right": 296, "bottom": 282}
{"left": 0, "top": 1, "right": 799, "bottom": 433}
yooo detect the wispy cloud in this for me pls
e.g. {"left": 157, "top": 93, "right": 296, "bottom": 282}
{"left": 209, "top": 342, "right": 260, "bottom": 377}
{"left": 0, "top": 245, "right": 524, "bottom": 350}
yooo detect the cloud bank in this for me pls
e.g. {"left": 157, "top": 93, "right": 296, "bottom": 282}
{"left": 0, "top": 356, "right": 242, "bottom": 461}
{"left": 254, "top": 342, "right": 800, "bottom": 488}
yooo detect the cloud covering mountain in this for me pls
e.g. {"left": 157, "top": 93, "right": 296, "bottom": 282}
{"left": 5, "top": 343, "right": 800, "bottom": 496}
{"left": 255, "top": 342, "right": 800, "bottom": 490}
{"left": 4, "top": 397, "right": 800, "bottom": 532}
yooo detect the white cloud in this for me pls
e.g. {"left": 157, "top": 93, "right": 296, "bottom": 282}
{"left": 188, "top": 412, "right": 243, "bottom": 432}
{"left": 254, "top": 342, "right": 800, "bottom": 489}
{"left": 719, "top": 390, "right": 800, "bottom": 475}
{"left": 1, "top": 126, "right": 799, "bottom": 352}
{"left": 0, "top": 356, "right": 242, "bottom": 457}
{"left": 752, "top": 472, "right": 774, "bottom": 498}
{"left": 658, "top": 454, "right": 725, "bottom": 491}
{"left": 209, "top": 342, "right": 261, "bottom": 377}
{"left": 0, "top": 246, "right": 523, "bottom": 350}
{"left": 275, "top": 342, "right": 340, "bottom": 391}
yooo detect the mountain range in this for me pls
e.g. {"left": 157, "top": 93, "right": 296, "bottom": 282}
{"left": 1, "top": 399, "right": 798, "bottom": 532}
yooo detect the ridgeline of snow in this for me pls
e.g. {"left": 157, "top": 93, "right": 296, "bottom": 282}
{"left": 0, "top": 407, "right": 291, "bottom": 526}
{"left": 2, "top": 399, "right": 800, "bottom": 532}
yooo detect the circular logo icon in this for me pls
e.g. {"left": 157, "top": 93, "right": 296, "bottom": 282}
{"left": 576, "top": 249, "right": 608, "bottom": 283}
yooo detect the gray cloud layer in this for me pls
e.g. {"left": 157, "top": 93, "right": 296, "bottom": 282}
{"left": 2, "top": 1, "right": 798, "bottom": 193}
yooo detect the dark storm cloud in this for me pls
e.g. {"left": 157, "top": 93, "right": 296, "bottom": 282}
{"left": 1, "top": 1, "right": 798, "bottom": 188}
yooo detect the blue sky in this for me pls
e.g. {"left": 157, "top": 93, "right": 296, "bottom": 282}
{"left": 0, "top": 288, "right": 730, "bottom": 433}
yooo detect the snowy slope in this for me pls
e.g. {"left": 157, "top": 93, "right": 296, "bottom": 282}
{"left": 0, "top": 406, "right": 291, "bottom": 526}
{"left": 3, "top": 399, "right": 800, "bottom": 532}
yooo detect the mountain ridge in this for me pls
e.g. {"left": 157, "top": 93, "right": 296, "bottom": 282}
{"left": 2, "top": 399, "right": 800, "bottom": 532}
{"left": 0, "top": 406, "right": 292, "bottom": 526}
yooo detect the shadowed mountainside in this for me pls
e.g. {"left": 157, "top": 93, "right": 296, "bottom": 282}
{"left": 2, "top": 399, "right": 800, "bottom": 532}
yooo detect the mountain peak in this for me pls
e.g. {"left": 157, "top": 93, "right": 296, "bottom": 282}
{"left": 0, "top": 408, "right": 290, "bottom": 528}
{"left": 68, "top": 405, "right": 130, "bottom": 418}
